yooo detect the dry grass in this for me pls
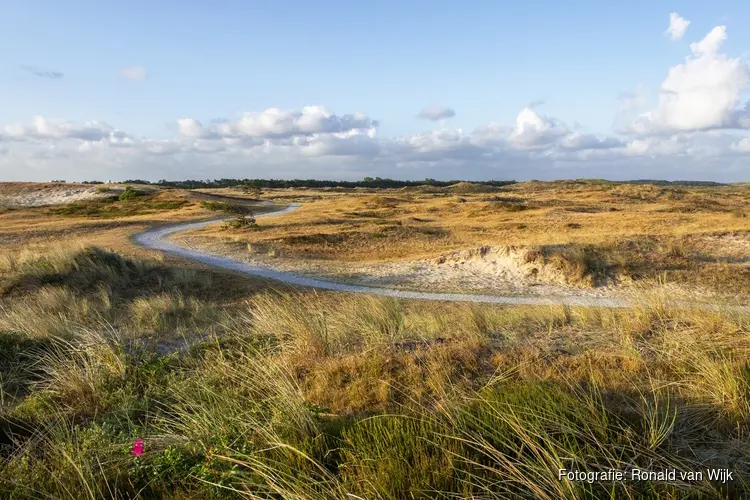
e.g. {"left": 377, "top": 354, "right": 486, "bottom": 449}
{"left": 0, "top": 183, "right": 283, "bottom": 272}
{"left": 193, "top": 181, "right": 750, "bottom": 261}
{"left": 1, "top": 240, "right": 749, "bottom": 497}
{"left": 179, "top": 180, "right": 750, "bottom": 296}
{"left": 1, "top": 181, "right": 750, "bottom": 497}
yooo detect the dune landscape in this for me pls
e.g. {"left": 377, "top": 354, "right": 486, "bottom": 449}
{"left": 3, "top": 2, "right": 750, "bottom": 497}
{"left": 1, "top": 180, "right": 749, "bottom": 498}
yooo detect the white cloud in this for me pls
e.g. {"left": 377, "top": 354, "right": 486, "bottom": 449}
{"left": 559, "top": 132, "right": 624, "bottom": 151}
{"left": 177, "top": 118, "right": 207, "bottom": 138}
{"left": 666, "top": 13, "right": 690, "bottom": 41}
{"left": 417, "top": 106, "right": 456, "bottom": 121}
{"left": 1, "top": 116, "right": 127, "bottom": 142}
{"left": 3, "top": 13, "right": 750, "bottom": 183}
{"left": 469, "top": 123, "right": 510, "bottom": 148}
{"left": 302, "top": 131, "right": 381, "bottom": 157}
{"left": 178, "top": 106, "right": 378, "bottom": 139}
{"left": 689, "top": 26, "right": 726, "bottom": 55}
{"left": 1, "top": 113, "right": 748, "bottom": 182}
{"left": 631, "top": 25, "right": 750, "bottom": 134}
{"left": 508, "top": 107, "right": 569, "bottom": 149}
{"left": 121, "top": 66, "right": 148, "bottom": 81}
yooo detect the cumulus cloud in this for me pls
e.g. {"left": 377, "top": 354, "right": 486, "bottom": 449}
{"left": 1, "top": 111, "right": 748, "bottom": 182}
{"left": 417, "top": 106, "right": 456, "bottom": 121}
{"left": 20, "top": 65, "right": 63, "bottom": 80}
{"left": 559, "top": 132, "right": 624, "bottom": 151}
{"left": 385, "top": 128, "right": 481, "bottom": 163}
{"left": 302, "top": 131, "right": 381, "bottom": 157}
{"left": 177, "top": 118, "right": 207, "bottom": 139}
{"left": 121, "top": 66, "right": 148, "bottom": 81}
{"left": 470, "top": 123, "right": 510, "bottom": 147}
{"left": 508, "top": 108, "right": 569, "bottom": 149}
{"left": 178, "top": 107, "right": 378, "bottom": 140}
{"left": 631, "top": 25, "right": 750, "bottom": 134}
{"left": 1, "top": 116, "right": 127, "bottom": 142}
{"left": 3, "top": 15, "right": 750, "bottom": 183}
{"left": 666, "top": 13, "right": 690, "bottom": 41}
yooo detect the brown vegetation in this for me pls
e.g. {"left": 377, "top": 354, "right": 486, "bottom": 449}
{"left": 182, "top": 180, "right": 750, "bottom": 297}
{"left": 0, "top": 244, "right": 749, "bottom": 497}
{"left": 0, "top": 181, "right": 749, "bottom": 497}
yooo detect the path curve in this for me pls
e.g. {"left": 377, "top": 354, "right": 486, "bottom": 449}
{"left": 133, "top": 204, "right": 637, "bottom": 307}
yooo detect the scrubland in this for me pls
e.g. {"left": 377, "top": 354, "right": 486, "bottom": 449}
{"left": 0, "top": 181, "right": 749, "bottom": 498}
{"left": 185, "top": 180, "right": 750, "bottom": 300}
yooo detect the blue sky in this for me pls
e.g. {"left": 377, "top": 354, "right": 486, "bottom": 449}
{"left": 1, "top": 1, "right": 749, "bottom": 181}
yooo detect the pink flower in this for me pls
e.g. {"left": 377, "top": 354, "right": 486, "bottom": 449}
{"left": 132, "top": 438, "right": 144, "bottom": 456}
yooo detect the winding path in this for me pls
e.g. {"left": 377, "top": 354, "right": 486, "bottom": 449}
{"left": 133, "top": 204, "right": 638, "bottom": 307}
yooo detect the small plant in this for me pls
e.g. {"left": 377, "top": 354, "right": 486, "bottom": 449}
{"left": 118, "top": 186, "right": 139, "bottom": 201}
{"left": 220, "top": 204, "right": 258, "bottom": 230}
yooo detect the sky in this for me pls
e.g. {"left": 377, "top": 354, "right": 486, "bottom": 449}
{"left": 1, "top": 1, "right": 750, "bottom": 182}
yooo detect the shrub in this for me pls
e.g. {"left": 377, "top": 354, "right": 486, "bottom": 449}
{"left": 118, "top": 186, "right": 139, "bottom": 201}
{"left": 218, "top": 204, "right": 258, "bottom": 230}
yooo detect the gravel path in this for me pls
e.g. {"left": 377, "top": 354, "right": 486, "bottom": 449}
{"left": 133, "top": 204, "right": 633, "bottom": 307}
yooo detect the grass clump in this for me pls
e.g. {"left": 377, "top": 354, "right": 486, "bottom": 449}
{"left": 0, "top": 245, "right": 213, "bottom": 299}
{"left": 2, "top": 246, "right": 750, "bottom": 498}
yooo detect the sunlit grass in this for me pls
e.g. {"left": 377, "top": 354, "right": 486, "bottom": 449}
{"left": 1, "top": 200, "right": 750, "bottom": 497}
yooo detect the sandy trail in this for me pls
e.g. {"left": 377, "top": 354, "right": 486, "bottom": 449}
{"left": 133, "top": 204, "right": 634, "bottom": 307}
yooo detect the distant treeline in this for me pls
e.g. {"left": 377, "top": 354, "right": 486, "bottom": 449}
{"left": 619, "top": 179, "right": 725, "bottom": 187}
{"left": 113, "top": 178, "right": 518, "bottom": 189}
{"left": 76, "top": 178, "right": 728, "bottom": 188}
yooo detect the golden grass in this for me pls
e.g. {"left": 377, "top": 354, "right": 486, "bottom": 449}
{"left": 0, "top": 185, "right": 285, "bottom": 279}
{"left": 2, "top": 181, "right": 749, "bottom": 497}
{"left": 175, "top": 181, "right": 750, "bottom": 296}
{"left": 188, "top": 181, "right": 750, "bottom": 262}
{"left": 1, "top": 240, "right": 750, "bottom": 497}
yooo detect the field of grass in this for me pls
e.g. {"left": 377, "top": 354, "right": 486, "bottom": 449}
{"left": 0, "top": 181, "right": 749, "bottom": 498}
{"left": 189, "top": 180, "right": 750, "bottom": 297}
{"left": 0, "top": 184, "right": 276, "bottom": 256}
{"left": 213, "top": 180, "right": 749, "bottom": 259}
{"left": 1, "top": 245, "right": 749, "bottom": 498}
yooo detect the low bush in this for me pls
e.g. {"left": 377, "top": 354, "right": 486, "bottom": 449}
{"left": 118, "top": 186, "right": 140, "bottom": 201}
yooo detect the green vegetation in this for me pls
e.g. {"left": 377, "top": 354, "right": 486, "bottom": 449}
{"left": 1, "top": 245, "right": 749, "bottom": 497}
{"left": 118, "top": 186, "right": 140, "bottom": 201}
{"left": 199, "top": 200, "right": 234, "bottom": 212}
{"left": 46, "top": 192, "right": 189, "bottom": 218}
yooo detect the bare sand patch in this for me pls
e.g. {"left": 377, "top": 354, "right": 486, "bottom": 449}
{"left": 0, "top": 182, "right": 118, "bottom": 207}
{"left": 169, "top": 230, "right": 629, "bottom": 301}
